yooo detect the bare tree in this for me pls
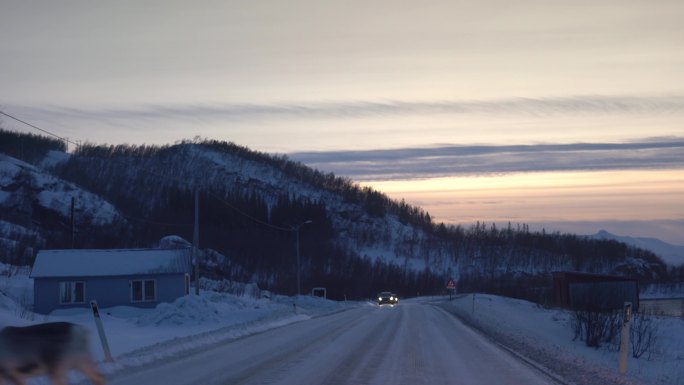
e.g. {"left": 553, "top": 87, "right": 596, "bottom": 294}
{"left": 630, "top": 311, "right": 659, "bottom": 359}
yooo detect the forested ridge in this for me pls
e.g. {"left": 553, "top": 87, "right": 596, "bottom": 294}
{"left": 0, "top": 129, "right": 678, "bottom": 301}
{"left": 0, "top": 129, "right": 66, "bottom": 163}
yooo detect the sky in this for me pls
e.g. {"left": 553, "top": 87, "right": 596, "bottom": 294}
{"left": 1, "top": 0, "right": 683, "bottom": 244}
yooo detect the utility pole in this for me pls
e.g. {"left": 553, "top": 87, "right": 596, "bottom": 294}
{"left": 293, "top": 220, "right": 312, "bottom": 296}
{"left": 193, "top": 189, "right": 200, "bottom": 295}
{"left": 70, "top": 197, "right": 75, "bottom": 248}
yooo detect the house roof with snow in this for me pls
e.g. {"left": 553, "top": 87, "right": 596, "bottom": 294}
{"left": 30, "top": 248, "right": 192, "bottom": 278}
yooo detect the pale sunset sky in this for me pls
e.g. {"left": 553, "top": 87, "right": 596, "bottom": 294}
{"left": 1, "top": 1, "right": 683, "bottom": 244}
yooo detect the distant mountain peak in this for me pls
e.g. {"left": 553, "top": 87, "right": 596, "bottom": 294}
{"left": 588, "top": 230, "right": 684, "bottom": 266}
{"left": 595, "top": 229, "right": 613, "bottom": 237}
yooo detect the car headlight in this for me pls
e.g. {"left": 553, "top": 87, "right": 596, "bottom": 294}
{"left": 390, "top": 297, "right": 394, "bottom": 301}
{"left": 378, "top": 297, "right": 382, "bottom": 301}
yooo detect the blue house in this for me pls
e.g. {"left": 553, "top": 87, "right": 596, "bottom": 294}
{"left": 31, "top": 248, "right": 192, "bottom": 314}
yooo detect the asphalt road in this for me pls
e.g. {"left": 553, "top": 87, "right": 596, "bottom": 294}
{"left": 106, "top": 301, "right": 553, "bottom": 385}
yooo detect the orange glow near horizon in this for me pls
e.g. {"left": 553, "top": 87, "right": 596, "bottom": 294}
{"left": 363, "top": 169, "right": 684, "bottom": 224}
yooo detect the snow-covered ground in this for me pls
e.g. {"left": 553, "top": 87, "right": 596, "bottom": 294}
{"left": 438, "top": 294, "right": 684, "bottom": 385}
{"left": 0, "top": 266, "right": 361, "bottom": 384}
{"left": 1, "top": 264, "right": 683, "bottom": 385}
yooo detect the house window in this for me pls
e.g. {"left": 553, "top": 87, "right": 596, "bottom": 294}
{"left": 131, "top": 279, "right": 156, "bottom": 302}
{"left": 59, "top": 281, "right": 85, "bottom": 304}
{"left": 144, "top": 279, "right": 155, "bottom": 301}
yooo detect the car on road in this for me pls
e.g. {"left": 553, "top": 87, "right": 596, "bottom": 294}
{"left": 377, "top": 292, "right": 398, "bottom": 305}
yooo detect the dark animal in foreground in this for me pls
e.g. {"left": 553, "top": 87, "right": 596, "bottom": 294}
{"left": 0, "top": 322, "right": 105, "bottom": 385}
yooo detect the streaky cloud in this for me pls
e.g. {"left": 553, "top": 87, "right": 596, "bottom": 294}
{"left": 288, "top": 139, "right": 684, "bottom": 181}
{"left": 8, "top": 95, "right": 684, "bottom": 122}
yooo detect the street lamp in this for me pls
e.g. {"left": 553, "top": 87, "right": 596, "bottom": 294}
{"left": 292, "top": 220, "right": 312, "bottom": 296}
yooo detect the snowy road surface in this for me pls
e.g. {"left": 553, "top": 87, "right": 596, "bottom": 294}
{"left": 106, "top": 302, "right": 554, "bottom": 385}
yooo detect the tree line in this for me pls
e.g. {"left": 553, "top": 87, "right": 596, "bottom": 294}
{"left": 0, "top": 129, "right": 66, "bottom": 164}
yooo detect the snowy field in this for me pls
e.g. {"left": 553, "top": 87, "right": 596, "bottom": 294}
{"left": 438, "top": 294, "right": 684, "bottom": 385}
{"left": 1, "top": 265, "right": 683, "bottom": 385}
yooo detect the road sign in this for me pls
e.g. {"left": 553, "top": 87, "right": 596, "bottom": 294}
{"left": 447, "top": 279, "right": 456, "bottom": 289}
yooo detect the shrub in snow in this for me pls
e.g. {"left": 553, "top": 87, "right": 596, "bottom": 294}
{"left": 571, "top": 306, "right": 661, "bottom": 356}
{"left": 571, "top": 308, "right": 621, "bottom": 348}
{"left": 630, "top": 311, "right": 659, "bottom": 359}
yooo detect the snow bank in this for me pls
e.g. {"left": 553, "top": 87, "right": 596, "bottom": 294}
{"left": 159, "top": 235, "right": 192, "bottom": 249}
{"left": 136, "top": 295, "right": 226, "bottom": 326}
{"left": 199, "top": 277, "right": 261, "bottom": 298}
{"left": 0, "top": 269, "right": 360, "bottom": 384}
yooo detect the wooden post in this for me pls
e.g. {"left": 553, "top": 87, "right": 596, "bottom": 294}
{"left": 472, "top": 293, "right": 476, "bottom": 315}
{"left": 90, "top": 301, "right": 113, "bottom": 362}
{"left": 619, "top": 302, "right": 632, "bottom": 374}
{"left": 70, "top": 197, "right": 75, "bottom": 248}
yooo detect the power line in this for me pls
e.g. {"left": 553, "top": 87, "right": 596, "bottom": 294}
{"left": 122, "top": 215, "right": 194, "bottom": 227}
{"left": 0, "top": 112, "right": 295, "bottom": 232}
{"left": 206, "top": 191, "right": 294, "bottom": 232}
{"left": 0, "top": 111, "right": 302, "bottom": 248}
{"left": 82, "top": 154, "right": 295, "bottom": 232}
{"left": 0, "top": 110, "right": 79, "bottom": 148}
{"left": 109, "top": 155, "right": 296, "bottom": 232}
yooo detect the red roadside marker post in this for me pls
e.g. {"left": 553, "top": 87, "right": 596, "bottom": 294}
{"left": 447, "top": 279, "right": 456, "bottom": 300}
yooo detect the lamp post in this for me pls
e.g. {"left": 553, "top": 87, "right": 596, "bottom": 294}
{"left": 293, "top": 220, "right": 312, "bottom": 296}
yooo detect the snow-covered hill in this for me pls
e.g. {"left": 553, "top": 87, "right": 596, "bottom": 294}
{"left": 0, "top": 154, "right": 122, "bottom": 225}
{"left": 589, "top": 230, "right": 684, "bottom": 266}
{"left": 0, "top": 133, "right": 672, "bottom": 299}
{"left": 0, "top": 153, "right": 124, "bottom": 261}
